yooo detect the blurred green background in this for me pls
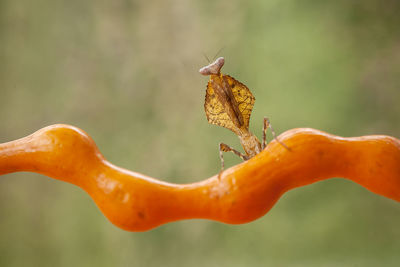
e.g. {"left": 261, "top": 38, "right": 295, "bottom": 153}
{"left": 1, "top": 0, "right": 400, "bottom": 266}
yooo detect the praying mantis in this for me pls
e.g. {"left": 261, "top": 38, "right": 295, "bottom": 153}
{"left": 199, "top": 57, "right": 289, "bottom": 171}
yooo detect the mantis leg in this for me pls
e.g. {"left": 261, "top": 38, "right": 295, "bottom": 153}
{"left": 263, "top": 117, "right": 290, "bottom": 150}
{"left": 219, "top": 142, "right": 248, "bottom": 171}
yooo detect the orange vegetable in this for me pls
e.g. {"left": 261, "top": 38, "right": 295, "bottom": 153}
{"left": 0, "top": 124, "right": 399, "bottom": 231}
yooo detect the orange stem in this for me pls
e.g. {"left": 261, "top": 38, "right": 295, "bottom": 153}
{"left": 0, "top": 124, "right": 399, "bottom": 231}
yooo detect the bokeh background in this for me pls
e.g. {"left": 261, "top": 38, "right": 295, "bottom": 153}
{"left": 1, "top": 0, "right": 400, "bottom": 266}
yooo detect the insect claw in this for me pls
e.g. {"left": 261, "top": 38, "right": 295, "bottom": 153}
{"left": 217, "top": 170, "right": 223, "bottom": 181}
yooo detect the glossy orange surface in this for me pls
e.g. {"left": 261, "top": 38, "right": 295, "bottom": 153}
{"left": 1, "top": 124, "right": 399, "bottom": 231}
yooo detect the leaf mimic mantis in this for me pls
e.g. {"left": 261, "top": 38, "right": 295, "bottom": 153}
{"left": 199, "top": 57, "right": 289, "bottom": 172}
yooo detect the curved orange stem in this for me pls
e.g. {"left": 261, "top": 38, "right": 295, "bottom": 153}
{"left": 0, "top": 124, "right": 399, "bottom": 231}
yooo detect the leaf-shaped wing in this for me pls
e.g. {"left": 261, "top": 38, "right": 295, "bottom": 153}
{"left": 225, "top": 75, "right": 255, "bottom": 129}
{"left": 204, "top": 81, "right": 240, "bottom": 135}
